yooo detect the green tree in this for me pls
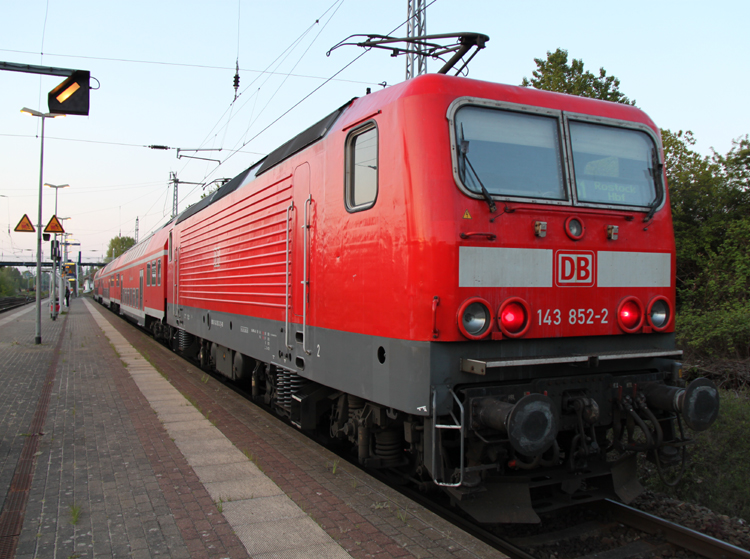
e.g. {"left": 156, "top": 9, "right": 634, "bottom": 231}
{"left": 0, "top": 267, "right": 22, "bottom": 296}
{"left": 106, "top": 235, "right": 136, "bottom": 261}
{"left": 521, "top": 48, "right": 635, "bottom": 105}
{"left": 664, "top": 131, "right": 750, "bottom": 357}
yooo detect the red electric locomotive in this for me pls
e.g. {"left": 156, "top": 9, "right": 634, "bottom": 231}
{"left": 95, "top": 70, "right": 719, "bottom": 523}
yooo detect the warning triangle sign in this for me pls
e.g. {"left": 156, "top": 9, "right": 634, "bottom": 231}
{"left": 44, "top": 215, "right": 65, "bottom": 234}
{"left": 14, "top": 214, "right": 35, "bottom": 233}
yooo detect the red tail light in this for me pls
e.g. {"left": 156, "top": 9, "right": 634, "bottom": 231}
{"left": 617, "top": 297, "right": 644, "bottom": 333}
{"left": 498, "top": 298, "right": 531, "bottom": 337}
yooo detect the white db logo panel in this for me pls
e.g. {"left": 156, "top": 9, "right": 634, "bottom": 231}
{"left": 555, "top": 251, "right": 595, "bottom": 287}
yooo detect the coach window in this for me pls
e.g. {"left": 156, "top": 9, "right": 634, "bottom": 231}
{"left": 345, "top": 123, "right": 378, "bottom": 211}
{"left": 157, "top": 260, "right": 161, "bottom": 286}
{"left": 169, "top": 232, "right": 173, "bottom": 262}
{"left": 147, "top": 263, "right": 151, "bottom": 286}
{"left": 152, "top": 260, "right": 157, "bottom": 285}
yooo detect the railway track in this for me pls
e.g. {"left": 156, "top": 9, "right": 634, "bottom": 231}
{"left": 488, "top": 499, "right": 750, "bottom": 559}
{"left": 0, "top": 296, "right": 33, "bottom": 314}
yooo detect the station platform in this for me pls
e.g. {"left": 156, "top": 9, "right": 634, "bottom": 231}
{"left": 0, "top": 297, "right": 505, "bottom": 559}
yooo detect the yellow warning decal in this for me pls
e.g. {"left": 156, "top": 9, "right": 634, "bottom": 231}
{"left": 462, "top": 210, "right": 472, "bottom": 219}
{"left": 44, "top": 215, "right": 65, "bottom": 233}
{"left": 14, "top": 214, "right": 35, "bottom": 232}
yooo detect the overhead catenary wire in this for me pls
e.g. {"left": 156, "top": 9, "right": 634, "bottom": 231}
{"left": 193, "top": 1, "right": 345, "bottom": 159}
{"left": 167, "top": 0, "right": 350, "bottom": 214}
{"left": 0, "top": 48, "right": 378, "bottom": 87}
{"left": 191, "top": 0, "right": 440, "bottom": 193}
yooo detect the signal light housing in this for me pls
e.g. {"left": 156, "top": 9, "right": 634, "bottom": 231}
{"left": 48, "top": 70, "right": 90, "bottom": 116}
{"left": 647, "top": 296, "right": 672, "bottom": 331}
{"left": 498, "top": 297, "right": 531, "bottom": 338}
{"left": 617, "top": 297, "right": 644, "bottom": 333}
{"left": 457, "top": 298, "right": 493, "bottom": 340}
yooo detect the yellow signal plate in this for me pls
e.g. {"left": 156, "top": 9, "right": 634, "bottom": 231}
{"left": 44, "top": 215, "right": 65, "bottom": 233}
{"left": 14, "top": 214, "right": 35, "bottom": 232}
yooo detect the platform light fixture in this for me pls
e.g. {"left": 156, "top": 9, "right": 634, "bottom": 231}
{"left": 45, "top": 183, "right": 70, "bottom": 321}
{"left": 21, "top": 107, "right": 65, "bottom": 344}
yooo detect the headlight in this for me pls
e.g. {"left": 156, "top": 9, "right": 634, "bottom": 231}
{"left": 648, "top": 296, "right": 672, "bottom": 331}
{"left": 565, "top": 216, "right": 585, "bottom": 240}
{"left": 457, "top": 298, "right": 493, "bottom": 340}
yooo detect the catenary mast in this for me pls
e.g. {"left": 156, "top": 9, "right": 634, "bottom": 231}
{"left": 405, "top": 0, "right": 427, "bottom": 79}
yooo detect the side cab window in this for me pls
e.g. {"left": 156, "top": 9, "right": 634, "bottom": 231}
{"left": 345, "top": 122, "right": 378, "bottom": 211}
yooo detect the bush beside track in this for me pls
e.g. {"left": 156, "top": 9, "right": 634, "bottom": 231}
{"left": 641, "top": 360, "right": 750, "bottom": 523}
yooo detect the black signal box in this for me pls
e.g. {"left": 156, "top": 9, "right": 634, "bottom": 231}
{"left": 48, "top": 70, "right": 90, "bottom": 116}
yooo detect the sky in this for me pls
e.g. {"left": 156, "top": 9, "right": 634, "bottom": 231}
{"left": 1, "top": 0, "right": 748, "bottom": 266}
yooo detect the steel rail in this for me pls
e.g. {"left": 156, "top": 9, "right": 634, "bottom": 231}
{"left": 599, "top": 499, "right": 750, "bottom": 559}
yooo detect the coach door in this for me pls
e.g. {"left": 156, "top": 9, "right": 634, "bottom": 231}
{"left": 173, "top": 246, "right": 179, "bottom": 319}
{"left": 292, "top": 163, "right": 311, "bottom": 354}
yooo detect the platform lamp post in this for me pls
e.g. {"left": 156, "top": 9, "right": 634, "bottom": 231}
{"left": 21, "top": 107, "right": 65, "bottom": 344}
{"left": 58, "top": 218, "right": 71, "bottom": 303}
{"left": 45, "top": 183, "right": 69, "bottom": 320}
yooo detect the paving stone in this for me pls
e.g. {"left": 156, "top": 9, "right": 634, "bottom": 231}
{"left": 222, "top": 496, "right": 307, "bottom": 524}
{"left": 192, "top": 461, "right": 266, "bottom": 483}
{"left": 234, "top": 515, "right": 339, "bottom": 555}
{"left": 203, "top": 477, "right": 284, "bottom": 502}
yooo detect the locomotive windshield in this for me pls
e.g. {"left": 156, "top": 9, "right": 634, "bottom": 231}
{"left": 453, "top": 104, "right": 660, "bottom": 209}
{"left": 455, "top": 107, "right": 567, "bottom": 201}
{"left": 569, "top": 121, "right": 658, "bottom": 207}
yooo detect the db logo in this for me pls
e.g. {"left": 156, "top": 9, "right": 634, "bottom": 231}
{"left": 555, "top": 251, "right": 595, "bottom": 287}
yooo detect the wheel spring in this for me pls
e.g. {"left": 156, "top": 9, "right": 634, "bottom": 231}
{"left": 177, "top": 329, "right": 194, "bottom": 351}
{"left": 277, "top": 369, "right": 292, "bottom": 410}
{"left": 374, "top": 429, "right": 402, "bottom": 461}
{"left": 277, "top": 369, "right": 308, "bottom": 411}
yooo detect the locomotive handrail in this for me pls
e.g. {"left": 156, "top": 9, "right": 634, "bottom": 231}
{"left": 459, "top": 231, "right": 496, "bottom": 241}
{"left": 303, "top": 195, "right": 312, "bottom": 355}
{"left": 431, "top": 388, "right": 465, "bottom": 487}
{"left": 285, "top": 202, "right": 294, "bottom": 350}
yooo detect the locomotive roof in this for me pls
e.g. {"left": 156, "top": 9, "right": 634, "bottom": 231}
{"left": 257, "top": 99, "right": 353, "bottom": 176}
{"left": 175, "top": 99, "right": 353, "bottom": 226}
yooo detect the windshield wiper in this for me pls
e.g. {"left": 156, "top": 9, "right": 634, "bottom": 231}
{"left": 460, "top": 125, "right": 496, "bottom": 213}
{"left": 643, "top": 147, "right": 664, "bottom": 222}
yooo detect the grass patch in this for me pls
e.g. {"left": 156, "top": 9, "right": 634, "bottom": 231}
{"left": 69, "top": 503, "right": 81, "bottom": 525}
{"left": 331, "top": 459, "right": 340, "bottom": 474}
{"left": 242, "top": 448, "right": 264, "bottom": 472}
{"left": 643, "top": 388, "right": 750, "bottom": 520}
{"left": 184, "top": 394, "right": 202, "bottom": 413}
{"left": 201, "top": 374, "right": 209, "bottom": 384}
